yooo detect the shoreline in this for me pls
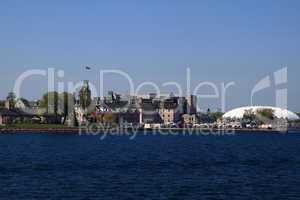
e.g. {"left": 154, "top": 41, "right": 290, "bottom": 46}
{"left": 0, "top": 127, "right": 298, "bottom": 134}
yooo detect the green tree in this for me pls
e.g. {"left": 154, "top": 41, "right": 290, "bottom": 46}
{"left": 257, "top": 109, "right": 275, "bottom": 120}
{"left": 6, "top": 92, "right": 16, "bottom": 109}
{"left": 0, "top": 101, "right": 4, "bottom": 108}
{"left": 208, "top": 112, "right": 223, "bottom": 122}
{"left": 79, "top": 81, "right": 91, "bottom": 109}
{"left": 40, "top": 92, "right": 76, "bottom": 124}
{"left": 40, "top": 91, "right": 59, "bottom": 115}
{"left": 243, "top": 109, "right": 256, "bottom": 122}
{"left": 59, "top": 92, "right": 75, "bottom": 124}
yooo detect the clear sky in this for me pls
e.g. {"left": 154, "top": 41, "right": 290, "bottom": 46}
{"left": 0, "top": 0, "right": 299, "bottom": 111}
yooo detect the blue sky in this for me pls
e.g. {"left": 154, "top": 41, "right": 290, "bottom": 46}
{"left": 0, "top": 0, "right": 299, "bottom": 111}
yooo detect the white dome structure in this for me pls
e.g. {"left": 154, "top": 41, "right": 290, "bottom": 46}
{"left": 223, "top": 106, "right": 299, "bottom": 121}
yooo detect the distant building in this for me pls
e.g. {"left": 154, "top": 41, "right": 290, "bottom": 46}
{"left": 73, "top": 92, "right": 199, "bottom": 127}
{"left": 223, "top": 106, "right": 299, "bottom": 121}
{"left": 0, "top": 107, "right": 54, "bottom": 125}
{"left": 149, "top": 93, "right": 157, "bottom": 99}
{"left": 15, "top": 99, "right": 29, "bottom": 110}
{"left": 118, "top": 112, "right": 140, "bottom": 127}
{"left": 137, "top": 94, "right": 197, "bottom": 125}
{"left": 187, "top": 95, "right": 197, "bottom": 114}
{"left": 158, "top": 98, "right": 182, "bottom": 124}
{"left": 0, "top": 108, "right": 18, "bottom": 125}
{"left": 182, "top": 114, "right": 198, "bottom": 125}
{"left": 15, "top": 99, "right": 40, "bottom": 114}
{"left": 139, "top": 98, "right": 161, "bottom": 124}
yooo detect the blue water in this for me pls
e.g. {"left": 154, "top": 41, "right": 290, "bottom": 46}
{"left": 0, "top": 132, "right": 300, "bottom": 200}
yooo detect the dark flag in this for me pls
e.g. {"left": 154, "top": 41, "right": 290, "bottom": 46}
{"left": 85, "top": 66, "right": 91, "bottom": 70}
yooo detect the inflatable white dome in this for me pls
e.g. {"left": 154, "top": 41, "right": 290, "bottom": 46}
{"left": 223, "top": 106, "right": 299, "bottom": 121}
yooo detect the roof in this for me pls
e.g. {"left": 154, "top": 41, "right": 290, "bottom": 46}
{"left": 140, "top": 99, "right": 159, "bottom": 110}
{"left": 162, "top": 100, "right": 178, "bottom": 109}
{"left": 0, "top": 107, "right": 37, "bottom": 117}
{"left": 0, "top": 108, "right": 18, "bottom": 116}
{"left": 12, "top": 108, "right": 35, "bottom": 117}
{"left": 223, "top": 106, "right": 300, "bottom": 121}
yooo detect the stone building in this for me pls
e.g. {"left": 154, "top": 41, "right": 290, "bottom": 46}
{"left": 158, "top": 98, "right": 182, "bottom": 124}
{"left": 182, "top": 114, "right": 198, "bottom": 125}
{"left": 138, "top": 98, "right": 161, "bottom": 124}
{"left": 187, "top": 95, "right": 197, "bottom": 114}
